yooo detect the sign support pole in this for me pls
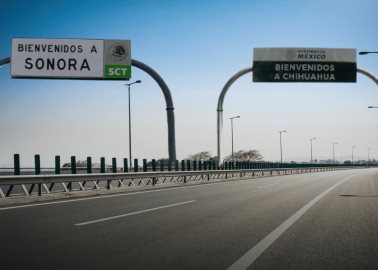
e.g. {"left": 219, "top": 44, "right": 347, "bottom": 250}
{"left": 0, "top": 57, "right": 177, "bottom": 164}
{"left": 131, "top": 59, "right": 176, "bottom": 164}
{"left": 217, "top": 67, "right": 253, "bottom": 166}
{"left": 216, "top": 66, "right": 378, "bottom": 166}
{"left": 0, "top": 57, "right": 10, "bottom": 66}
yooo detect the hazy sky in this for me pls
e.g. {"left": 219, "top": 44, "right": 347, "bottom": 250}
{"left": 1, "top": 0, "right": 378, "bottom": 166}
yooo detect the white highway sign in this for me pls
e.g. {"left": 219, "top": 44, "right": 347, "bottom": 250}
{"left": 11, "top": 38, "right": 131, "bottom": 80}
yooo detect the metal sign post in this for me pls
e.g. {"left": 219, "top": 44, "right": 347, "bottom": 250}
{"left": 2, "top": 38, "right": 177, "bottom": 163}
{"left": 216, "top": 47, "right": 378, "bottom": 166}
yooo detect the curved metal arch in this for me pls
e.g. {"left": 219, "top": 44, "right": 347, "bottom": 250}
{"left": 217, "top": 67, "right": 253, "bottom": 166}
{"left": 357, "top": 67, "right": 378, "bottom": 85}
{"left": 0, "top": 57, "right": 10, "bottom": 66}
{"left": 0, "top": 57, "right": 176, "bottom": 162}
{"left": 131, "top": 59, "right": 176, "bottom": 162}
{"left": 217, "top": 66, "right": 378, "bottom": 166}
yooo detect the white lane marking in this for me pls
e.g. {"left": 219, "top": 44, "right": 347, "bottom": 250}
{"left": 256, "top": 183, "right": 280, "bottom": 189}
{"left": 75, "top": 200, "right": 196, "bottom": 226}
{"left": 0, "top": 181, "right": 233, "bottom": 211}
{"left": 227, "top": 174, "right": 356, "bottom": 270}
{"left": 0, "top": 173, "right": 270, "bottom": 211}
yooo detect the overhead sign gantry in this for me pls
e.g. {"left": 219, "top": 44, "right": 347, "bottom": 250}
{"left": 2, "top": 37, "right": 177, "bottom": 163}
{"left": 217, "top": 47, "right": 378, "bottom": 166}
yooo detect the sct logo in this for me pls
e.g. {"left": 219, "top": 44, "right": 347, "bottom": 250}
{"left": 104, "top": 65, "right": 131, "bottom": 79}
{"left": 109, "top": 43, "right": 128, "bottom": 62}
{"left": 108, "top": 67, "right": 128, "bottom": 76}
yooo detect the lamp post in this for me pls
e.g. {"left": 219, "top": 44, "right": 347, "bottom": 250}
{"left": 310, "top": 138, "right": 317, "bottom": 163}
{"left": 351, "top": 146, "right": 356, "bottom": 164}
{"left": 332, "top": 142, "right": 338, "bottom": 164}
{"left": 368, "top": 147, "right": 372, "bottom": 166}
{"left": 278, "top": 130, "right": 287, "bottom": 163}
{"left": 124, "top": 80, "right": 142, "bottom": 169}
{"left": 359, "top": 51, "right": 378, "bottom": 55}
{"left": 230, "top": 116, "right": 240, "bottom": 161}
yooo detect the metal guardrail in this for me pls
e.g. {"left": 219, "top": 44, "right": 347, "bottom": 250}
{"left": 0, "top": 166, "right": 363, "bottom": 199}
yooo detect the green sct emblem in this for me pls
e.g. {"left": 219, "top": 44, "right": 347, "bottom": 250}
{"left": 104, "top": 42, "right": 131, "bottom": 79}
{"left": 104, "top": 65, "right": 131, "bottom": 79}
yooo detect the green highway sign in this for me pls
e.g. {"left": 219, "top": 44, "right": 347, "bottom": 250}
{"left": 253, "top": 48, "right": 356, "bottom": 83}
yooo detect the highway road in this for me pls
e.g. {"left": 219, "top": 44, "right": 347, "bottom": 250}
{"left": 0, "top": 168, "right": 377, "bottom": 270}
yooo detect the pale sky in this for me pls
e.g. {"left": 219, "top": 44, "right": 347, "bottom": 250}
{"left": 1, "top": 0, "right": 378, "bottom": 166}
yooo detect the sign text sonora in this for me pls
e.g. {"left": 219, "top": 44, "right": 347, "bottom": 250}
{"left": 24, "top": 58, "right": 90, "bottom": 71}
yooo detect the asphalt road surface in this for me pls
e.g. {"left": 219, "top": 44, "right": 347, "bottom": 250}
{"left": 1, "top": 168, "right": 377, "bottom": 270}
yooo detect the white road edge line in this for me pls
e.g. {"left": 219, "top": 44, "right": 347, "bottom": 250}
{"left": 227, "top": 174, "right": 356, "bottom": 270}
{"left": 0, "top": 179, "right": 251, "bottom": 211}
{"left": 256, "top": 183, "right": 279, "bottom": 188}
{"left": 74, "top": 200, "right": 196, "bottom": 226}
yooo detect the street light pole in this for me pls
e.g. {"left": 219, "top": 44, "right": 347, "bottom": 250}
{"left": 332, "top": 142, "right": 338, "bottom": 164}
{"left": 368, "top": 147, "right": 371, "bottom": 166}
{"left": 279, "top": 130, "right": 287, "bottom": 163}
{"left": 310, "top": 138, "right": 317, "bottom": 163}
{"left": 352, "top": 146, "right": 356, "bottom": 164}
{"left": 124, "top": 80, "right": 142, "bottom": 170}
{"left": 229, "top": 116, "right": 240, "bottom": 162}
{"left": 359, "top": 51, "right": 378, "bottom": 55}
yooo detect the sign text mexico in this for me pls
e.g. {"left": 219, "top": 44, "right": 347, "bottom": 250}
{"left": 11, "top": 38, "right": 131, "bottom": 80}
{"left": 253, "top": 48, "right": 356, "bottom": 83}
